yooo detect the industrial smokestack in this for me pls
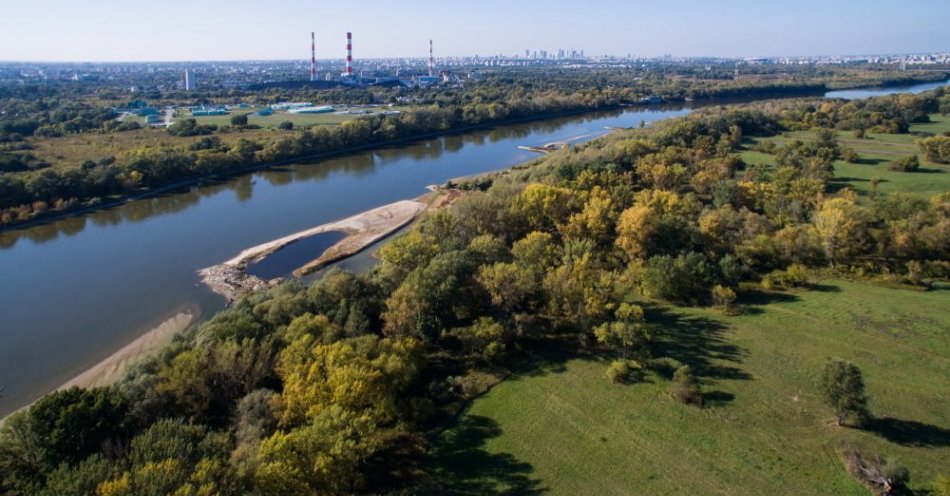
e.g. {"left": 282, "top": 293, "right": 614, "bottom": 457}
{"left": 429, "top": 39, "right": 434, "bottom": 77}
{"left": 310, "top": 32, "right": 317, "bottom": 82}
{"left": 345, "top": 32, "right": 353, "bottom": 77}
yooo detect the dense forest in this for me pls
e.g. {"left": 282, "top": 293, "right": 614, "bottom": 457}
{"left": 1, "top": 69, "right": 946, "bottom": 228}
{"left": 1, "top": 86, "right": 947, "bottom": 495}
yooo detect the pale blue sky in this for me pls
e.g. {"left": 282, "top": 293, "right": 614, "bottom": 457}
{"left": 0, "top": 0, "right": 947, "bottom": 61}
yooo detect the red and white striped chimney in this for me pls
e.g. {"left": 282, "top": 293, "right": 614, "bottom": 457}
{"left": 310, "top": 32, "right": 316, "bottom": 81}
{"left": 345, "top": 32, "right": 353, "bottom": 76}
{"left": 429, "top": 39, "right": 434, "bottom": 77}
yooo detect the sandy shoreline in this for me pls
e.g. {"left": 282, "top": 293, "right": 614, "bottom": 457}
{"left": 199, "top": 199, "right": 425, "bottom": 301}
{"left": 58, "top": 311, "right": 195, "bottom": 390}
{"left": 1, "top": 310, "right": 195, "bottom": 423}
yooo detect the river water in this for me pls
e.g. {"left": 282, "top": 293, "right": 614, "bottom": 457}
{"left": 0, "top": 106, "right": 690, "bottom": 416}
{"left": 825, "top": 77, "right": 949, "bottom": 100}
{"left": 1, "top": 78, "right": 946, "bottom": 417}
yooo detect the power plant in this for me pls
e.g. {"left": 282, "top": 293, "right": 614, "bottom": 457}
{"left": 344, "top": 32, "right": 354, "bottom": 78}
{"left": 310, "top": 32, "right": 316, "bottom": 82}
{"left": 254, "top": 32, "right": 453, "bottom": 90}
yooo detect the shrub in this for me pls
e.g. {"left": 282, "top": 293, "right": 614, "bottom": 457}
{"left": 888, "top": 154, "right": 919, "bottom": 172}
{"left": 668, "top": 365, "right": 702, "bottom": 406}
{"left": 278, "top": 121, "right": 294, "bottom": 131}
{"left": 933, "top": 473, "right": 950, "bottom": 496}
{"left": 840, "top": 147, "right": 859, "bottom": 163}
{"left": 917, "top": 135, "right": 950, "bottom": 163}
{"left": 606, "top": 360, "right": 631, "bottom": 384}
{"left": 761, "top": 263, "right": 810, "bottom": 290}
{"left": 711, "top": 285, "right": 738, "bottom": 314}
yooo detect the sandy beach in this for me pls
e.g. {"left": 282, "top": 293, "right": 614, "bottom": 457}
{"left": 59, "top": 310, "right": 195, "bottom": 390}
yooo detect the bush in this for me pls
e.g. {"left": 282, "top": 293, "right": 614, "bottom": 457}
{"left": 278, "top": 121, "right": 294, "bottom": 130}
{"left": 761, "top": 263, "right": 810, "bottom": 290}
{"left": 933, "top": 473, "right": 950, "bottom": 496}
{"left": 840, "top": 147, "right": 859, "bottom": 163}
{"left": 888, "top": 154, "right": 919, "bottom": 172}
{"left": 668, "top": 365, "right": 702, "bottom": 406}
{"left": 917, "top": 135, "right": 950, "bottom": 163}
{"left": 711, "top": 285, "right": 738, "bottom": 314}
{"left": 606, "top": 360, "right": 631, "bottom": 384}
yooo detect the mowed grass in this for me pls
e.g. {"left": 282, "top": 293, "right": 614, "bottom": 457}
{"left": 429, "top": 281, "right": 950, "bottom": 495}
{"left": 741, "top": 114, "right": 950, "bottom": 198}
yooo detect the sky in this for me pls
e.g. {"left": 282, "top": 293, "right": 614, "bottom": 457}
{"left": 0, "top": 0, "right": 947, "bottom": 62}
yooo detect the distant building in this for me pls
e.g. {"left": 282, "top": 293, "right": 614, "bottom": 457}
{"left": 184, "top": 69, "right": 196, "bottom": 91}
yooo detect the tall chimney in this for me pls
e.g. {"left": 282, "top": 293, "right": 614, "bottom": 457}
{"left": 310, "top": 32, "right": 317, "bottom": 81}
{"left": 345, "top": 32, "right": 353, "bottom": 76}
{"left": 429, "top": 39, "right": 434, "bottom": 77}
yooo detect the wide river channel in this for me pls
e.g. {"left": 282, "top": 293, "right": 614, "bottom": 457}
{"left": 0, "top": 78, "right": 946, "bottom": 417}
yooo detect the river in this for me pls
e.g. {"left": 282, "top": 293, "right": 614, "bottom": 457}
{"left": 1, "top": 78, "right": 947, "bottom": 417}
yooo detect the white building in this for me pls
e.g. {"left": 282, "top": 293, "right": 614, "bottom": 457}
{"left": 184, "top": 69, "right": 196, "bottom": 91}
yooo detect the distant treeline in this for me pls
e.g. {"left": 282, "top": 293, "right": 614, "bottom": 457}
{"left": 1, "top": 70, "right": 947, "bottom": 228}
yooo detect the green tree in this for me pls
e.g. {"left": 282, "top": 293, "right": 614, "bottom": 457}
{"left": 27, "top": 387, "right": 127, "bottom": 467}
{"left": 819, "top": 359, "right": 871, "bottom": 427}
{"left": 230, "top": 114, "right": 249, "bottom": 127}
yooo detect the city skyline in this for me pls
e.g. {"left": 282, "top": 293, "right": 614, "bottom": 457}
{"left": 1, "top": 0, "right": 948, "bottom": 62}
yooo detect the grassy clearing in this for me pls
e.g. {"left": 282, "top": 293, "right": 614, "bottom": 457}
{"left": 429, "top": 280, "right": 950, "bottom": 495}
{"left": 185, "top": 106, "right": 412, "bottom": 129}
{"left": 741, "top": 114, "right": 950, "bottom": 198}
{"left": 29, "top": 127, "right": 280, "bottom": 169}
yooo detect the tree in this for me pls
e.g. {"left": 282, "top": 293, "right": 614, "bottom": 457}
{"left": 813, "top": 194, "right": 868, "bottom": 266}
{"left": 230, "top": 114, "right": 249, "bottom": 127}
{"left": 476, "top": 262, "right": 536, "bottom": 313}
{"left": 615, "top": 205, "right": 657, "bottom": 261}
{"left": 27, "top": 387, "right": 127, "bottom": 467}
{"left": 819, "top": 359, "right": 871, "bottom": 427}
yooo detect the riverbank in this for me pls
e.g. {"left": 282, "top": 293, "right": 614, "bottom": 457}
{"left": 1, "top": 309, "right": 196, "bottom": 423}
{"left": 59, "top": 310, "right": 195, "bottom": 390}
{"left": 199, "top": 199, "right": 425, "bottom": 301}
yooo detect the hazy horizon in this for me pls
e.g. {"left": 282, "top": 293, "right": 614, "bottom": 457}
{"left": 0, "top": 0, "right": 948, "bottom": 63}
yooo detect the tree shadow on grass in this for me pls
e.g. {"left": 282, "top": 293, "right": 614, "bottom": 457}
{"left": 646, "top": 307, "right": 752, "bottom": 387}
{"left": 864, "top": 417, "right": 950, "bottom": 448}
{"left": 426, "top": 415, "right": 548, "bottom": 495}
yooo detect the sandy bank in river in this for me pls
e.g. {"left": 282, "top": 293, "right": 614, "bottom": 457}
{"left": 2, "top": 310, "right": 195, "bottom": 424}
{"left": 58, "top": 311, "right": 195, "bottom": 390}
{"left": 199, "top": 200, "right": 425, "bottom": 301}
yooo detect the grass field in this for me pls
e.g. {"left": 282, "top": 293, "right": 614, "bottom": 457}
{"left": 429, "top": 280, "right": 950, "bottom": 494}
{"left": 184, "top": 106, "right": 411, "bottom": 129}
{"left": 741, "top": 114, "right": 950, "bottom": 199}
{"left": 29, "top": 126, "right": 280, "bottom": 168}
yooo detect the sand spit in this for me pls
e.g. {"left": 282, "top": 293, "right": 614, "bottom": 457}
{"left": 199, "top": 200, "right": 425, "bottom": 301}
{"left": 59, "top": 311, "right": 195, "bottom": 390}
